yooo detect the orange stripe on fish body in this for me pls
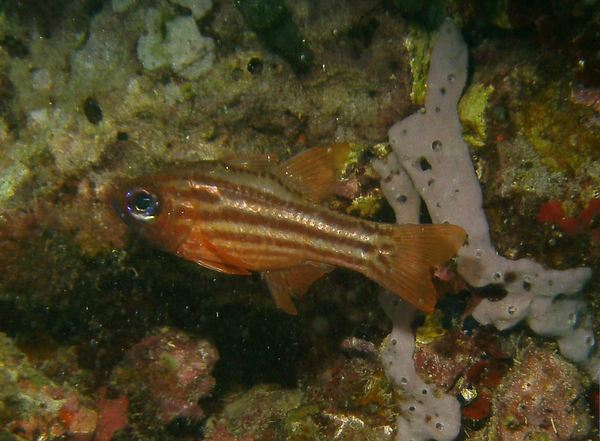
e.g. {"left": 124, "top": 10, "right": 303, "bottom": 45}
{"left": 111, "top": 143, "right": 466, "bottom": 314}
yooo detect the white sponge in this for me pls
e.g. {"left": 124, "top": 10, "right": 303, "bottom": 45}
{"left": 380, "top": 294, "right": 462, "bottom": 441}
{"left": 380, "top": 18, "right": 593, "bottom": 363}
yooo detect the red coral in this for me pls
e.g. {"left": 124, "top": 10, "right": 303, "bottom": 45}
{"left": 465, "top": 359, "right": 504, "bottom": 388}
{"left": 537, "top": 199, "right": 600, "bottom": 243}
{"left": 461, "top": 392, "right": 492, "bottom": 421}
{"left": 537, "top": 200, "right": 564, "bottom": 224}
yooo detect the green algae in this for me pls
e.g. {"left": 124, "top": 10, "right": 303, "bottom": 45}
{"left": 284, "top": 404, "right": 320, "bottom": 439}
{"left": 403, "top": 25, "right": 432, "bottom": 105}
{"left": 0, "top": 332, "right": 94, "bottom": 433}
{"left": 206, "top": 384, "right": 304, "bottom": 438}
{"left": 0, "top": 162, "right": 29, "bottom": 204}
{"left": 489, "top": 0, "right": 512, "bottom": 29}
{"left": 0, "top": 11, "right": 15, "bottom": 44}
{"left": 459, "top": 83, "right": 495, "bottom": 149}
{"left": 514, "top": 79, "right": 600, "bottom": 173}
{"left": 415, "top": 309, "right": 447, "bottom": 345}
{"left": 347, "top": 192, "right": 384, "bottom": 218}
{"left": 370, "top": 142, "right": 392, "bottom": 160}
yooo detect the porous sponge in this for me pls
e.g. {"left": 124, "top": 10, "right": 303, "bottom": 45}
{"left": 380, "top": 294, "right": 461, "bottom": 441}
{"left": 374, "top": 17, "right": 595, "bottom": 441}
{"left": 379, "top": 18, "right": 593, "bottom": 364}
{"left": 375, "top": 123, "right": 460, "bottom": 441}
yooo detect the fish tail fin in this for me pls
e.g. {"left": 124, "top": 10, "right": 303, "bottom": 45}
{"left": 364, "top": 224, "right": 466, "bottom": 312}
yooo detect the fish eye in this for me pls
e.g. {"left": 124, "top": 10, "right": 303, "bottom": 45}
{"left": 126, "top": 189, "right": 159, "bottom": 221}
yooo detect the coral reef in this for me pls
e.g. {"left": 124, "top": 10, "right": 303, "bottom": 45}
{"left": 110, "top": 327, "right": 218, "bottom": 430}
{"left": 471, "top": 345, "right": 591, "bottom": 441}
{"left": 204, "top": 351, "right": 398, "bottom": 440}
{"left": 0, "top": 1, "right": 598, "bottom": 440}
{"left": 204, "top": 384, "right": 304, "bottom": 440}
{"left": 0, "top": 333, "right": 97, "bottom": 441}
{"left": 375, "top": 16, "right": 597, "bottom": 441}
{"left": 377, "top": 17, "right": 594, "bottom": 361}
{"left": 413, "top": 328, "right": 511, "bottom": 423}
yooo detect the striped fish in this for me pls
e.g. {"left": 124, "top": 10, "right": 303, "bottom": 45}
{"left": 112, "top": 144, "right": 466, "bottom": 314}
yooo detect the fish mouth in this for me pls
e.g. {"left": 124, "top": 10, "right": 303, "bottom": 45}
{"left": 104, "top": 180, "right": 130, "bottom": 223}
{"left": 111, "top": 197, "right": 128, "bottom": 222}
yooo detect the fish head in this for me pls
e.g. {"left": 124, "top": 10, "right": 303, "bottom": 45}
{"left": 110, "top": 174, "right": 185, "bottom": 253}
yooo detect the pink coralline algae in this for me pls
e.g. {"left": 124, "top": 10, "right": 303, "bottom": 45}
{"left": 110, "top": 327, "right": 219, "bottom": 424}
{"left": 414, "top": 330, "right": 511, "bottom": 423}
{"left": 482, "top": 346, "right": 591, "bottom": 441}
{"left": 414, "top": 330, "right": 508, "bottom": 391}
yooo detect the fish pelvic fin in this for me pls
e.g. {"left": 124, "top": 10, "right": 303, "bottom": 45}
{"left": 262, "top": 262, "right": 335, "bottom": 315}
{"left": 274, "top": 143, "right": 352, "bottom": 203}
{"left": 365, "top": 224, "right": 467, "bottom": 313}
{"left": 176, "top": 226, "right": 252, "bottom": 275}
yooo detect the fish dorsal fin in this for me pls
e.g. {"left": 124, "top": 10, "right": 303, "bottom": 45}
{"left": 274, "top": 143, "right": 352, "bottom": 203}
{"left": 220, "top": 153, "right": 279, "bottom": 171}
{"left": 262, "top": 262, "right": 335, "bottom": 315}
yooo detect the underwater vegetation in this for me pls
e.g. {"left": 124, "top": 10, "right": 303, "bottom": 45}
{"left": 0, "top": 0, "right": 599, "bottom": 440}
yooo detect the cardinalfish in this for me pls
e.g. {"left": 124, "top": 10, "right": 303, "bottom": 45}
{"left": 111, "top": 143, "right": 466, "bottom": 314}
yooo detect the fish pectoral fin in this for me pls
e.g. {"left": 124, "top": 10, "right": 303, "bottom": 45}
{"left": 262, "top": 262, "right": 335, "bottom": 315}
{"left": 273, "top": 143, "right": 352, "bottom": 203}
{"left": 176, "top": 226, "right": 252, "bottom": 275}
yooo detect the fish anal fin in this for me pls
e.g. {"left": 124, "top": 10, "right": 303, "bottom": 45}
{"left": 365, "top": 224, "right": 467, "bottom": 313}
{"left": 176, "top": 226, "right": 251, "bottom": 275}
{"left": 275, "top": 143, "right": 352, "bottom": 203}
{"left": 263, "top": 272, "right": 298, "bottom": 315}
{"left": 262, "top": 262, "right": 335, "bottom": 315}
